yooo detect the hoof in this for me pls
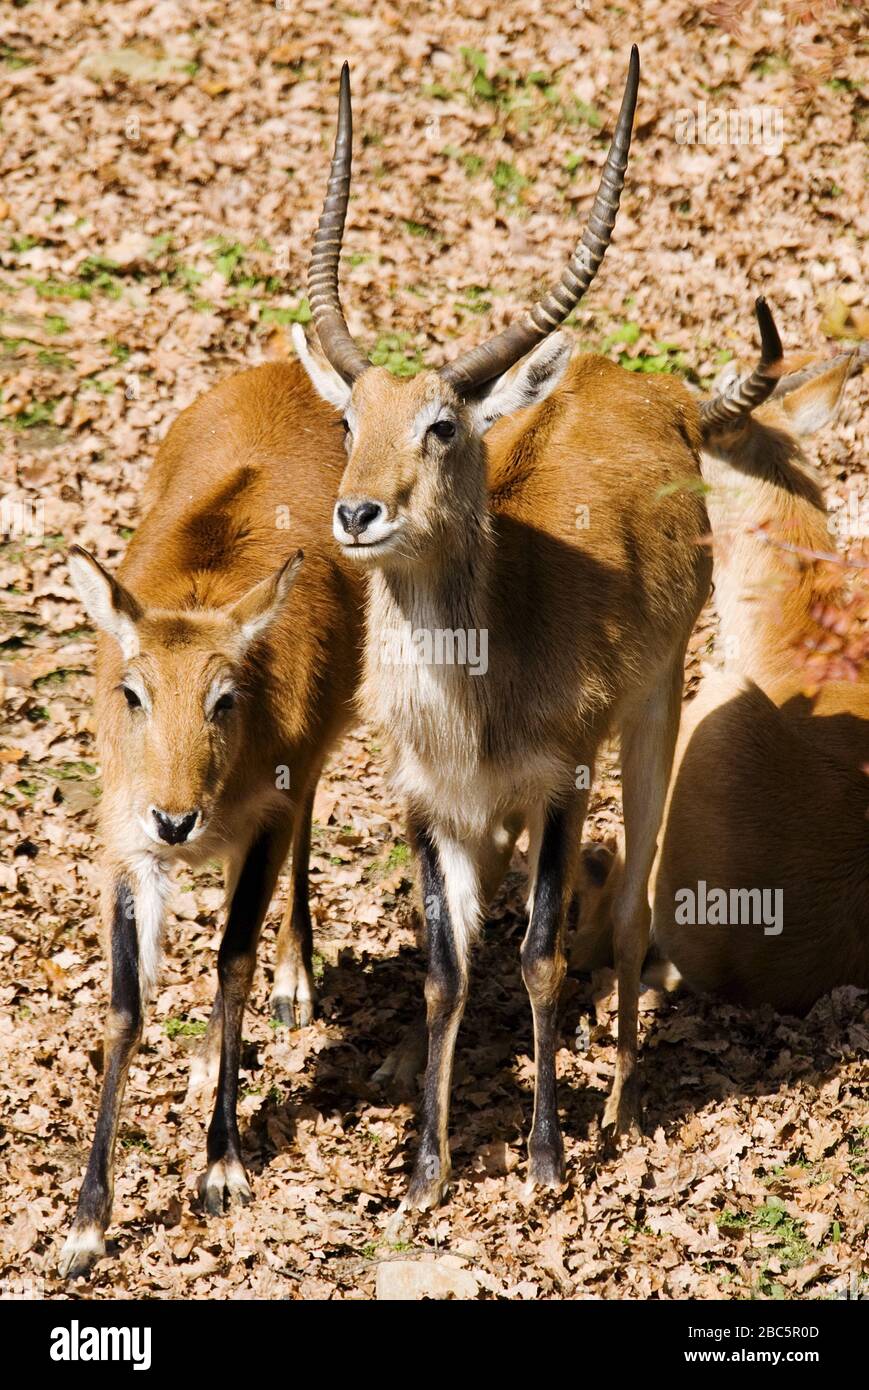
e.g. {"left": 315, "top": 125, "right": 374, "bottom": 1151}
{"left": 406, "top": 1161, "right": 450, "bottom": 1212}
{"left": 371, "top": 1023, "right": 426, "bottom": 1097}
{"left": 526, "top": 1142, "right": 566, "bottom": 1192}
{"left": 270, "top": 992, "right": 314, "bottom": 1029}
{"left": 602, "top": 1077, "right": 641, "bottom": 1136}
{"left": 371, "top": 1050, "right": 422, "bottom": 1099}
{"left": 200, "top": 1157, "right": 252, "bottom": 1215}
{"left": 270, "top": 960, "right": 315, "bottom": 1029}
{"left": 58, "top": 1224, "right": 105, "bottom": 1279}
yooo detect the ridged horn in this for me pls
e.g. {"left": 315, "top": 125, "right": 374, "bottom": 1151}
{"left": 439, "top": 45, "right": 640, "bottom": 394}
{"left": 308, "top": 62, "right": 370, "bottom": 384}
{"left": 700, "top": 297, "right": 784, "bottom": 433}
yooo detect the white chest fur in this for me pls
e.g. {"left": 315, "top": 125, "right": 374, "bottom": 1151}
{"left": 364, "top": 580, "right": 567, "bottom": 839}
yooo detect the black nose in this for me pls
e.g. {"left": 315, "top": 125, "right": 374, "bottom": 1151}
{"left": 337, "top": 500, "right": 382, "bottom": 538}
{"left": 152, "top": 809, "right": 198, "bottom": 845}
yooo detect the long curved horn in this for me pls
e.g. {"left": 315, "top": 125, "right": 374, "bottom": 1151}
{"left": 700, "top": 298, "right": 784, "bottom": 433}
{"left": 308, "top": 62, "right": 370, "bottom": 384}
{"left": 440, "top": 45, "right": 640, "bottom": 394}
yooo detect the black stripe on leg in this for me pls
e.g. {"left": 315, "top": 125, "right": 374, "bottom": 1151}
{"left": 111, "top": 881, "right": 140, "bottom": 1020}
{"left": 522, "top": 807, "right": 567, "bottom": 1181}
{"left": 408, "top": 826, "right": 465, "bottom": 1202}
{"left": 524, "top": 807, "right": 567, "bottom": 965}
{"left": 208, "top": 834, "right": 273, "bottom": 1165}
{"left": 222, "top": 833, "right": 273, "bottom": 961}
{"left": 416, "top": 825, "right": 460, "bottom": 1000}
{"left": 74, "top": 879, "right": 141, "bottom": 1230}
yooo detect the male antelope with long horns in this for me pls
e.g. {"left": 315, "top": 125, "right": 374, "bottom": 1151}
{"left": 292, "top": 54, "right": 772, "bottom": 1205}
{"left": 575, "top": 323, "right": 869, "bottom": 1012}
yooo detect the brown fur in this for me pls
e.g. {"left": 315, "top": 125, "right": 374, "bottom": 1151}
{"left": 98, "top": 363, "right": 361, "bottom": 860}
{"left": 59, "top": 361, "right": 363, "bottom": 1278}
{"left": 575, "top": 359, "right": 869, "bottom": 1014}
{"left": 300, "top": 333, "right": 712, "bottom": 1202}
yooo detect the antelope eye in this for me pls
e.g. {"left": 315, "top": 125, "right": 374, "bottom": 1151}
{"left": 212, "top": 692, "right": 236, "bottom": 716}
{"left": 341, "top": 418, "right": 351, "bottom": 434}
{"left": 122, "top": 685, "right": 141, "bottom": 710}
{"left": 429, "top": 419, "right": 456, "bottom": 442}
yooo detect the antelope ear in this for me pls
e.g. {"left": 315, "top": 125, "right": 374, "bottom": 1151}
{"left": 292, "top": 324, "right": 352, "bottom": 411}
{"left": 467, "top": 333, "right": 572, "bottom": 433}
{"left": 779, "top": 356, "right": 853, "bottom": 436}
{"left": 711, "top": 360, "right": 741, "bottom": 396}
{"left": 228, "top": 550, "right": 304, "bottom": 650}
{"left": 68, "top": 546, "right": 142, "bottom": 659}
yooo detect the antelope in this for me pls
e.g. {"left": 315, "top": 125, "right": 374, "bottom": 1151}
{"left": 293, "top": 52, "right": 715, "bottom": 1207}
{"left": 59, "top": 361, "right": 363, "bottom": 1277}
{"left": 574, "top": 321, "right": 869, "bottom": 1013}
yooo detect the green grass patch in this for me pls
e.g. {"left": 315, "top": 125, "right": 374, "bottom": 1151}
{"left": 1, "top": 45, "right": 32, "bottom": 69}
{"left": 36, "top": 349, "right": 73, "bottom": 370}
{"left": 443, "top": 145, "right": 485, "bottom": 177}
{"left": 457, "top": 48, "right": 560, "bottom": 125}
{"left": 260, "top": 298, "right": 311, "bottom": 327}
{"left": 33, "top": 666, "right": 86, "bottom": 691}
{"left": 6, "top": 398, "right": 58, "bottom": 429}
{"left": 601, "top": 322, "right": 688, "bottom": 376}
{"left": 492, "top": 159, "right": 530, "bottom": 206}
{"left": 165, "top": 1016, "right": 208, "bottom": 1040}
{"left": 368, "top": 839, "right": 413, "bottom": 882}
{"left": 718, "top": 1198, "right": 814, "bottom": 1298}
{"left": 385, "top": 841, "right": 411, "bottom": 871}
{"left": 402, "top": 219, "right": 439, "bottom": 240}
{"left": 44, "top": 761, "right": 97, "bottom": 782}
{"left": 27, "top": 276, "right": 93, "bottom": 302}
{"left": 120, "top": 1130, "right": 152, "bottom": 1152}
{"left": 370, "top": 333, "right": 424, "bottom": 377}
{"left": 456, "top": 284, "right": 492, "bottom": 315}
{"left": 619, "top": 343, "right": 688, "bottom": 375}
{"left": 601, "top": 321, "right": 640, "bottom": 351}
{"left": 10, "top": 234, "right": 42, "bottom": 252}
{"left": 562, "top": 98, "right": 601, "bottom": 129}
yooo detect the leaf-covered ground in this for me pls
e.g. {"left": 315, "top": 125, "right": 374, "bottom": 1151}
{"left": 1, "top": 1, "right": 867, "bottom": 1300}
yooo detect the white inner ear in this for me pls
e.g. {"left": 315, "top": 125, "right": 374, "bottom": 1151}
{"left": 292, "top": 324, "right": 352, "bottom": 411}
{"left": 468, "top": 332, "right": 573, "bottom": 433}
{"left": 782, "top": 365, "right": 850, "bottom": 438}
{"left": 69, "top": 552, "right": 139, "bottom": 659}
{"left": 712, "top": 361, "right": 741, "bottom": 396}
{"left": 234, "top": 553, "right": 303, "bottom": 654}
{"left": 237, "top": 608, "right": 276, "bottom": 650}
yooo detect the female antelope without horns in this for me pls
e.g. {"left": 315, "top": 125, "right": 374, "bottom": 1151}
{"left": 291, "top": 52, "right": 751, "bottom": 1206}
{"left": 59, "top": 362, "right": 363, "bottom": 1277}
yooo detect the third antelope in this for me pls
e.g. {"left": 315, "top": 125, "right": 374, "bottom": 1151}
{"left": 294, "top": 53, "right": 713, "bottom": 1206}
{"left": 576, "top": 315, "right": 868, "bottom": 1012}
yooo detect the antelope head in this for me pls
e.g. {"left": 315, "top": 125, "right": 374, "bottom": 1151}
{"left": 69, "top": 546, "right": 302, "bottom": 852}
{"left": 698, "top": 296, "right": 868, "bottom": 443}
{"left": 294, "top": 54, "right": 640, "bottom": 569}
